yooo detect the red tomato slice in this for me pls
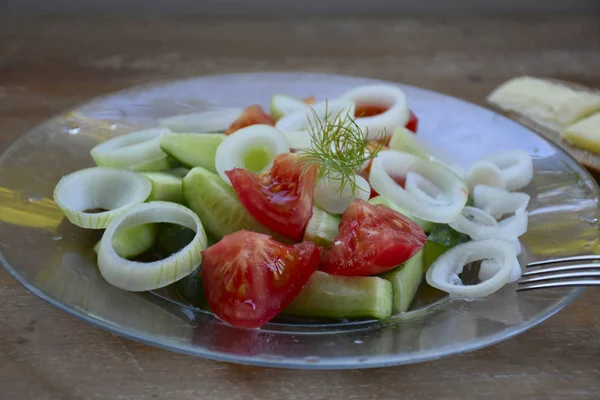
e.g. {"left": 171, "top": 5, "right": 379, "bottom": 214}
{"left": 355, "top": 103, "right": 388, "bottom": 118}
{"left": 226, "top": 153, "right": 318, "bottom": 241}
{"left": 226, "top": 105, "right": 275, "bottom": 135}
{"left": 406, "top": 110, "right": 419, "bottom": 133}
{"left": 320, "top": 199, "right": 427, "bottom": 276}
{"left": 201, "top": 230, "right": 320, "bottom": 328}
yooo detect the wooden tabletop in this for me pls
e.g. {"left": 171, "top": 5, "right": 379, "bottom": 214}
{"left": 1, "top": 14, "right": 600, "bottom": 400}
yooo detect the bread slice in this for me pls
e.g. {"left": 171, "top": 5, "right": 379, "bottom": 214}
{"left": 487, "top": 77, "right": 600, "bottom": 181}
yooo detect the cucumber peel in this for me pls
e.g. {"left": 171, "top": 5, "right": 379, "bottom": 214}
{"left": 423, "top": 223, "right": 469, "bottom": 271}
{"left": 182, "top": 166, "right": 275, "bottom": 240}
{"left": 284, "top": 271, "right": 393, "bottom": 320}
{"left": 160, "top": 133, "right": 225, "bottom": 172}
{"left": 142, "top": 172, "right": 184, "bottom": 203}
{"left": 381, "top": 250, "right": 424, "bottom": 314}
{"left": 303, "top": 206, "right": 340, "bottom": 247}
{"left": 368, "top": 195, "right": 436, "bottom": 233}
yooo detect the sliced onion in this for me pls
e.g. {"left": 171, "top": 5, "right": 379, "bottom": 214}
{"left": 496, "top": 210, "right": 529, "bottom": 239}
{"left": 215, "top": 124, "right": 290, "bottom": 185}
{"left": 53, "top": 167, "right": 152, "bottom": 229}
{"left": 426, "top": 239, "right": 516, "bottom": 298}
{"left": 466, "top": 161, "right": 506, "bottom": 193}
{"left": 508, "top": 237, "right": 522, "bottom": 256}
{"left": 369, "top": 150, "right": 468, "bottom": 223}
{"left": 473, "top": 184, "right": 509, "bottom": 209}
{"left": 90, "top": 128, "right": 171, "bottom": 171}
{"left": 481, "top": 150, "right": 533, "bottom": 191}
{"left": 98, "top": 201, "right": 208, "bottom": 292}
{"left": 405, "top": 171, "right": 447, "bottom": 206}
{"left": 158, "top": 107, "right": 244, "bottom": 133}
{"left": 480, "top": 257, "right": 522, "bottom": 283}
{"left": 449, "top": 206, "right": 500, "bottom": 240}
{"left": 275, "top": 99, "right": 355, "bottom": 133}
{"left": 281, "top": 130, "right": 313, "bottom": 151}
{"left": 483, "top": 192, "right": 530, "bottom": 220}
{"left": 314, "top": 174, "right": 370, "bottom": 214}
{"left": 341, "top": 84, "right": 410, "bottom": 140}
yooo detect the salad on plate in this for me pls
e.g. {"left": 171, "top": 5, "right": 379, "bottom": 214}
{"left": 53, "top": 84, "right": 534, "bottom": 329}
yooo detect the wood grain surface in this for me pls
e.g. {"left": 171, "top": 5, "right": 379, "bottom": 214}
{"left": 1, "top": 14, "right": 600, "bottom": 400}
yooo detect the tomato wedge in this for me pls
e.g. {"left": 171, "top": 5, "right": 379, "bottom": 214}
{"left": 303, "top": 96, "right": 316, "bottom": 104}
{"left": 201, "top": 230, "right": 320, "bottom": 328}
{"left": 320, "top": 199, "right": 427, "bottom": 276}
{"left": 226, "top": 153, "right": 318, "bottom": 241}
{"left": 226, "top": 105, "right": 275, "bottom": 135}
{"left": 406, "top": 110, "right": 419, "bottom": 133}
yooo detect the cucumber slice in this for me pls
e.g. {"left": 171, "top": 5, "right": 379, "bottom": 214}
{"left": 155, "top": 223, "right": 197, "bottom": 257}
{"left": 160, "top": 133, "right": 225, "bottom": 172}
{"left": 388, "top": 127, "right": 431, "bottom": 158}
{"left": 93, "top": 223, "right": 157, "bottom": 259}
{"left": 303, "top": 206, "right": 340, "bottom": 247}
{"left": 270, "top": 94, "right": 308, "bottom": 121}
{"left": 423, "top": 224, "right": 470, "bottom": 271}
{"left": 381, "top": 250, "right": 424, "bottom": 314}
{"left": 142, "top": 172, "right": 184, "bottom": 203}
{"left": 283, "top": 271, "right": 393, "bottom": 320}
{"left": 368, "top": 195, "right": 436, "bottom": 233}
{"left": 182, "top": 166, "right": 274, "bottom": 240}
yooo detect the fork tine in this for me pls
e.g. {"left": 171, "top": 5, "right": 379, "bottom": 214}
{"left": 517, "top": 280, "right": 600, "bottom": 291}
{"left": 522, "top": 263, "right": 600, "bottom": 277}
{"left": 527, "top": 255, "right": 600, "bottom": 267}
{"left": 519, "top": 271, "right": 600, "bottom": 284}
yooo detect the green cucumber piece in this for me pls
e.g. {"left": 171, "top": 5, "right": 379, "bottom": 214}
{"left": 93, "top": 223, "right": 157, "bottom": 259}
{"left": 303, "top": 206, "right": 340, "bottom": 247}
{"left": 142, "top": 172, "right": 184, "bottom": 203}
{"left": 423, "top": 224, "right": 470, "bottom": 271}
{"left": 270, "top": 94, "right": 307, "bottom": 121}
{"left": 368, "top": 195, "right": 436, "bottom": 233}
{"left": 388, "top": 127, "right": 431, "bottom": 158}
{"left": 381, "top": 250, "right": 424, "bottom": 314}
{"left": 155, "top": 223, "right": 197, "bottom": 257}
{"left": 160, "top": 132, "right": 225, "bottom": 172}
{"left": 283, "top": 271, "right": 393, "bottom": 320}
{"left": 182, "top": 166, "right": 274, "bottom": 240}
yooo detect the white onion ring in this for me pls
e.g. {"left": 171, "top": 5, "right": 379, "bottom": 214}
{"left": 481, "top": 150, "right": 534, "bottom": 191}
{"left": 90, "top": 128, "right": 171, "bottom": 171}
{"left": 426, "top": 239, "right": 516, "bottom": 298}
{"left": 53, "top": 167, "right": 152, "bottom": 229}
{"left": 341, "top": 84, "right": 410, "bottom": 140}
{"left": 480, "top": 257, "right": 522, "bottom": 283}
{"left": 275, "top": 99, "right": 355, "bottom": 133}
{"left": 483, "top": 192, "right": 530, "bottom": 220}
{"left": 449, "top": 206, "right": 500, "bottom": 240}
{"left": 314, "top": 174, "right": 371, "bottom": 214}
{"left": 405, "top": 171, "right": 447, "bottom": 206}
{"left": 158, "top": 107, "right": 244, "bottom": 133}
{"left": 473, "top": 184, "right": 509, "bottom": 210}
{"left": 369, "top": 150, "right": 468, "bottom": 223}
{"left": 98, "top": 201, "right": 208, "bottom": 292}
{"left": 215, "top": 124, "right": 290, "bottom": 185}
{"left": 281, "top": 130, "right": 313, "bottom": 151}
{"left": 466, "top": 161, "right": 506, "bottom": 193}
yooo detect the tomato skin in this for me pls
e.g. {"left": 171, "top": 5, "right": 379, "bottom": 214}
{"left": 226, "top": 153, "right": 318, "bottom": 241}
{"left": 201, "top": 230, "right": 320, "bottom": 329}
{"left": 320, "top": 200, "right": 427, "bottom": 276}
{"left": 405, "top": 110, "right": 419, "bottom": 133}
{"left": 226, "top": 105, "right": 275, "bottom": 135}
{"left": 303, "top": 96, "right": 316, "bottom": 104}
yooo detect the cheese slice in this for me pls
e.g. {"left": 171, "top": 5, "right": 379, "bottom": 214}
{"left": 563, "top": 113, "right": 600, "bottom": 155}
{"left": 488, "top": 76, "right": 600, "bottom": 129}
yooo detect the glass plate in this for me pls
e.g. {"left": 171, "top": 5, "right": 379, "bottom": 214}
{"left": 1, "top": 72, "right": 597, "bottom": 369}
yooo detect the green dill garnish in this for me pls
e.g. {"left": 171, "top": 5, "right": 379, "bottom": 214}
{"left": 299, "top": 102, "right": 386, "bottom": 195}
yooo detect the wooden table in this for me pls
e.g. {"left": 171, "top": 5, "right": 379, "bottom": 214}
{"left": 1, "top": 14, "right": 600, "bottom": 400}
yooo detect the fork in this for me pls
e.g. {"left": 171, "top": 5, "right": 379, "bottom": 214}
{"left": 517, "top": 255, "right": 600, "bottom": 291}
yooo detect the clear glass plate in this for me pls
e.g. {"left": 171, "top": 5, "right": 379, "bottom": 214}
{"left": 1, "top": 72, "right": 597, "bottom": 369}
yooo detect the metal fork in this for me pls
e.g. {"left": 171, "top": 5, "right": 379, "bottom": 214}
{"left": 517, "top": 255, "right": 600, "bottom": 291}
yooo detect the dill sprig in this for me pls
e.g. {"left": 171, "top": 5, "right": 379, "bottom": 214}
{"left": 298, "top": 102, "right": 386, "bottom": 195}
